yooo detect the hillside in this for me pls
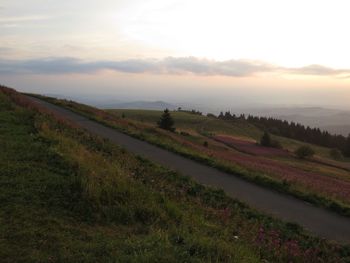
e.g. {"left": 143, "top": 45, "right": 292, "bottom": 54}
{"left": 23, "top": 96, "right": 350, "bottom": 217}
{"left": 5, "top": 88, "right": 350, "bottom": 261}
{"left": 1, "top": 88, "right": 350, "bottom": 262}
{"left": 107, "top": 109, "right": 262, "bottom": 140}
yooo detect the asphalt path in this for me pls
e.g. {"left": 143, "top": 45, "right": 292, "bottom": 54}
{"left": 27, "top": 96, "right": 350, "bottom": 243}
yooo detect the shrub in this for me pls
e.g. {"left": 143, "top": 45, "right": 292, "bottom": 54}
{"left": 203, "top": 141, "right": 209, "bottom": 147}
{"left": 180, "top": 131, "right": 190, "bottom": 136}
{"left": 270, "top": 139, "right": 282, "bottom": 149}
{"left": 329, "top": 148, "right": 343, "bottom": 160}
{"left": 206, "top": 113, "right": 216, "bottom": 118}
{"left": 295, "top": 145, "right": 315, "bottom": 159}
{"left": 260, "top": 131, "right": 282, "bottom": 149}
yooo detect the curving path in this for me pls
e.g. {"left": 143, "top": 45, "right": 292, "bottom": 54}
{"left": 27, "top": 96, "right": 350, "bottom": 243}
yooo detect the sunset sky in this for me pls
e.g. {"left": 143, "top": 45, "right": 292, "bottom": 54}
{"left": 1, "top": 0, "right": 350, "bottom": 109}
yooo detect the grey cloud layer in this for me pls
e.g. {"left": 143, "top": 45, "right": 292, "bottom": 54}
{"left": 0, "top": 56, "right": 349, "bottom": 77}
{"left": 287, "top": 64, "right": 350, "bottom": 76}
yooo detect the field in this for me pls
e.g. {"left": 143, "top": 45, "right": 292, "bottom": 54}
{"left": 108, "top": 109, "right": 350, "bottom": 161}
{"left": 3, "top": 88, "right": 350, "bottom": 262}
{"left": 20, "top": 96, "right": 350, "bottom": 217}
{"left": 107, "top": 109, "right": 262, "bottom": 139}
{"left": 107, "top": 109, "right": 350, "bottom": 209}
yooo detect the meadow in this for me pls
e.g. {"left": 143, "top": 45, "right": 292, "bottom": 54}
{"left": 27, "top": 98, "right": 350, "bottom": 217}
{"left": 108, "top": 109, "right": 350, "bottom": 202}
{"left": 2, "top": 87, "right": 350, "bottom": 262}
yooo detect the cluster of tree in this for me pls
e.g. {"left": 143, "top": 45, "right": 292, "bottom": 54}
{"left": 217, "top": 111, "right": 350, "bottom": 157}
{"left": 178, "top": 107, "right": 202, "bottom": 115}
{"left": 218, "top": 111, "right": 246, "bottom": 120}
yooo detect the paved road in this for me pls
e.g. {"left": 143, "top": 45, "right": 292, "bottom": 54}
{"left": 28, "top": 96, "right": 350, "bottom": 243}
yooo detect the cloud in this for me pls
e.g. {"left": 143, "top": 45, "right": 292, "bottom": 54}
{"left": 0, "top": 57, "right": 276, "bottom": 76}
{"left": 160, "top": 57, "right": 275, "bottom": 76}
{"left": 0, "top": 47, "right": 13, "bottom": 53}
{"left": 287, "top": 64, "right": 350, "bottom": 76}
{"left": 0, "top": 15, "right": 52, "bottom": 23}
{"left": 0, "top": 56, "right": 350, "bottom": 78}
{"left": 0, "top": 15, "right": 54, "bottom": 28}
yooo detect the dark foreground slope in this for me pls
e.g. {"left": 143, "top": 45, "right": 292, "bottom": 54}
{"left": 1, "top": 87, "right": 350, "bottom": 262}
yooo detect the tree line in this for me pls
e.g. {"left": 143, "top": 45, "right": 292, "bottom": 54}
{"left": 218, "top": 111, "right": 350, "bottom": 157}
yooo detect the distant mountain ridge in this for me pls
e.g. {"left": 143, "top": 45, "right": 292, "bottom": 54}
{"left": 102, "top": 100, "right": 178, "bottom": 110}
{"left": 233, "top": 107, "right": 350, "bottom": 136}
{"left": 320, "top": 125, "right": 350, "bottom": 137}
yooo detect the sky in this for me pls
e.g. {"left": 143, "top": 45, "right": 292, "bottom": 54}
{"left": 1, "top": 0, "right": 350, "bottom": 109}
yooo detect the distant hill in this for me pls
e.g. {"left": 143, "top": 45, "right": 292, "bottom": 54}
{"left": 321, "top": 125, "right": 350, "bottom": 136}
{"left": 275, "top": 112, "right": 350, "bottom": 136}
{"left": 233, "top": 107, "right": 350, "bottom": 136}
{"left": 102, "top": 100, "right": 178, "bottom": 110}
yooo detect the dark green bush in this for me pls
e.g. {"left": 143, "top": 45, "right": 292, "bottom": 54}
{"left": 329, "top": 148, "right": 343, "bottom": 160}
{"left": 295, "top": 145, "right": 315, "bottom": 159}
{"left": 260, "top": 131, "right": 282, "bottom": 149}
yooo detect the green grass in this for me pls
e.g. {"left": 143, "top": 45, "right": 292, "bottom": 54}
{"left": 109, "top": 108, "right": 350, "bottom": 164}
{"left": 2, "top": 88, "right": 350, "bottom": 262}
{"left": 107, "top": 109, "right": 262, "bottom": 139}
{"left": 1, "top": 90, "right": 265, "bottom": 262}
{"left": 109, "top": 109, "right": 350, "bottom": 183}
{"left": 108, "top": 109, "right": 349, "bottom": 160}
{"left": 92, "top": 106, "right": 350, "bottom": 211}
{"left": 26, "top": 94, "right": 350, "bottom": 218}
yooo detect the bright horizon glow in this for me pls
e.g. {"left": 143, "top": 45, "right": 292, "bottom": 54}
{"left": 2, "top": 0, "right": 350, "bottom": 67}
{"left": 1, "top": 0, "right": 350, "bottom": 109}
{"left": 117, "top": 0, "right": 350, "bottom": 68}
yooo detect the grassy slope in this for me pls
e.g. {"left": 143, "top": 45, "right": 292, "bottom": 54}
{"left": 108, "top": 109, "right": 350, "bottom": 174}
{"left": 108, "top": 109, "right": 262, "bottom": 140}
{"left": 0, "top": 92, "right": 261, "bottom": 262}
{"left": 108, "top": 109, "right": 350, "bottom": 204}
{"left": 26, "top": 95, "right": 350, "bottom": 217}
{"left": 2, "top": 90, "right": 350, "bottom": 261}
{"left": 107, "top": 109, "right": 349, "bottom": 161}
{"left": 110, "top": 109, "right": 350, "bottom": 183}
{"left": 5, "top": 91, "right": 350, "bottom": 261}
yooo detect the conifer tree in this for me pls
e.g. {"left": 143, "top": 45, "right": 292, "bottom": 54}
{"left": 260, "top": 131, "right": 271, "bottom": 147}
{"left": 157, "top": 108, "right": 175, "bottom": 132}
{"left": 343, "top": 134, "right": 350, "bottom": 157}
